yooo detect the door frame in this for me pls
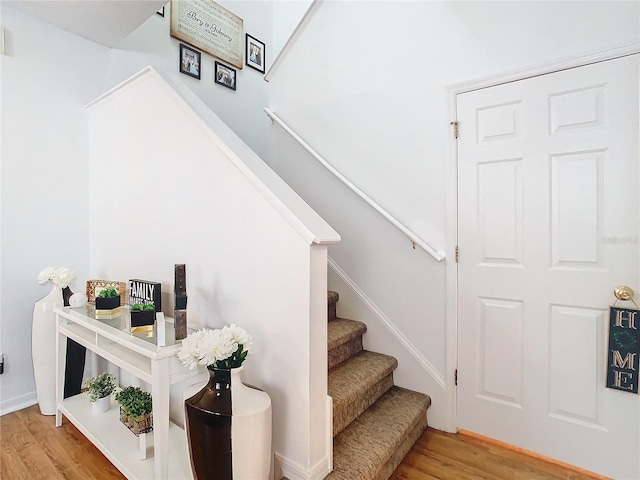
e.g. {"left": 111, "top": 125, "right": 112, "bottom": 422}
{"left": 443, "top": 42, "right": 640, "bottom": 434}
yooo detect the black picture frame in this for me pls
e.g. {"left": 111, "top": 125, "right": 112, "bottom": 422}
{"left": 179, "top": 43, "right": 201, "bottom": 80}
{"left": 245, "top": 33, "right": 265, "bottom": 73}
{"left": 214, "top": 61, "right": 237, "bottom": 91}
{"left": 156, "top": 6, "right": 165, "bottom": 17}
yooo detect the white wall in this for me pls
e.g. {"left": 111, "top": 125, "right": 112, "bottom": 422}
{"left": 272, "top": 0, "right": 313, "bottom": 62}
{"left": 267, "top": 0, "right": 640, "bottom": 430}
{"left": 88, "top": 68, "right": 336, "bottom": 477}
{"left": 0, "top": 6, "right": 110, "bottom": 414}
{"left": 270, "top": 0, "right": 639, "bottom": 247}
{"left": 106, "top": 1, "right": 273, "bottom": 162}
{"left": 0, "top": 0, "right": 291, "bottom": 415}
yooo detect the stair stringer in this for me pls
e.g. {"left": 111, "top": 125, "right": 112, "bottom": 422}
{"left": 328, "top": 259, "right": 452, "bottom": 432}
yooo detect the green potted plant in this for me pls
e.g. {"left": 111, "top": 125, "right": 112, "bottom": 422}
{"left": 85, "top": 372, "right": 116, "bottom": 414}
{"left": 130, "top": 303, "right": 156, "bottom": 328}
{"left": 115, "top": 386, "right": 153, "bottom": 435}
{"left": 95, "top": 287, "right": 121, "bottom": 310}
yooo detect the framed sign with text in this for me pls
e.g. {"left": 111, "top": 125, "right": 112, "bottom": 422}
{"left": 606, "top": 306, "right": 640, "bottom": 393}
{"left": 170, "top": 0, "right": 243, "bottom": 69}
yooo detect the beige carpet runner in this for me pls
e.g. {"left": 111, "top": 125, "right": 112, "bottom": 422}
{"left": 325, "top": 291, "right": 431, "bottom": 480}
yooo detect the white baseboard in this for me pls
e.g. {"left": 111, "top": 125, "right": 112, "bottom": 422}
{"left": 0, "top": 391, "right": 37, "bottom": 416}
{"left": 326, "top": 395, "right": 333, "bottom": 473}
{"left": 275, "top": 452, "right": 332, "bottom": 480}
{"left": 275, "top": 395, "right": 333, "bottom": 480}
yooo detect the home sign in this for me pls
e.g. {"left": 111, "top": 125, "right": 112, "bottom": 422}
{"left": 606, "top": 306, "right": 640, "bottom": 393}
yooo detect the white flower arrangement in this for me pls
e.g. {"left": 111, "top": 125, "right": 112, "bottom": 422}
{"left": 37, "top": 266, "right": 76, "bottom": 288}
{"left": 177, "top": 324, "right": 253, "bottom": 370}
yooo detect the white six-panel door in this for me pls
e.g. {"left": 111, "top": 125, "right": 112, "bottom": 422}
{"left": 457, "top": 54, "right": 639, "bottom": 479}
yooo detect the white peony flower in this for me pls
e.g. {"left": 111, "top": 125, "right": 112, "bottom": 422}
{"left": 176, "top": 324, "right": 253, "bottom": 369}
{"left": 196, "top": 329, "right": 233, "bottom": 366}
{"left": 37, "top": 266, "right": 76, "bottom": 287}
{"left": 225, "top": 324, "right": 253, "bottom": 354}
{"left": 177, "top": 329, "right": 204, "bottom": 370}
{"left": 55, "top": 268, "right": 76, "bottom": 288}
{"left": 37, "top": 267, "right": 56, "bottom": 284}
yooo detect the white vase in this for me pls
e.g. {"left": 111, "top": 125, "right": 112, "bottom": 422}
{"left": 32, "top": 283, "right": 63, "bottom": 415}
{"left": 183, "top": 365, "right": 272, "bottom": 480}
{"left": 69, "top": 292, "right": 88, "bottom": 308}
{"left": 92, "top": 395, "right": 111, "bottom": 414}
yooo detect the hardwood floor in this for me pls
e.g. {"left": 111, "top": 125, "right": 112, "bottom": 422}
{"left": 1, "top": 405, "right": 124, "bottom": 480}
{"left": 2, "top": 405, "right": 605, "bottom": 479}
{"left": 390, "top": 428, "right": 607, "bottom": 480}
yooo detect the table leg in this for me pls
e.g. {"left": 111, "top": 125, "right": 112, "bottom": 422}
{"left": 55, "top": 314, "right": 67, "bottom": 427}
{"left": 151, "top": 358, "right": 170, "bottom": 479}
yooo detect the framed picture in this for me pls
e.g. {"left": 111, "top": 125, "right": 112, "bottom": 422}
{"left": 171, "top": 0, "right": 244, "bottom": 69}
{"left": 215, "top": 61, "right": 237, "bottom": 91}
{"left": 86, "top": 280, "right": 127, "bottom": 304}
{"left": 180, "top": 43, "right": 201, "bottom": 80}
{"left": 245, "top": 34, "right": 265, "bottom": 73}
{"left": 156, "top": 6, "right": 165, "bottom": 17}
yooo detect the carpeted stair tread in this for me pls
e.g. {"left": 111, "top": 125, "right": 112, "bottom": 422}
{"left": 372, "top": 413, "right": 428, "bottom": 480}
{"left": 329, "top": 351, "right": 398, "bottom": 435}
{"left": 329, "top": 351, "right": 397, "bottom": 407}
{"left": 328, "top": 291, "right": 339, "bottom": 305}
{"left": 327, "top": 387, "right": 431, "bottom": 480}
{"left": 324, "top": 291, "right": 432, "bottom": 479}
{"left": 328, "top": 318, "right": 367, "bottom": 351}
{"left": 328, "top": 319, "right": 367, "bottom": 370}
{"left": 333, "top": 373, "right": 394, "bottom": 437}
{"left": 328, "top": 291, "right": 339, "bottom": 322}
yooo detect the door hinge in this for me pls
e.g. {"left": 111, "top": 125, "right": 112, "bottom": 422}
{"left": 450, "top": 121, "right": 459, "bottom": 139}
{"left": 455, "top": 245, "right": 459, "bottom": 263}
{"left": 455, "top": 369, "right": 458, "bottom": 386}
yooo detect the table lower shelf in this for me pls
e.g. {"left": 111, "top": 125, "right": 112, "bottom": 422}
{"left": 58, "top": 394, "right": 193, "bottom": 480}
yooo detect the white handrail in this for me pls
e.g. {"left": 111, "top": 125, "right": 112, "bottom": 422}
{"left": 264, "top": 108, "right": 446, "bottom": 262}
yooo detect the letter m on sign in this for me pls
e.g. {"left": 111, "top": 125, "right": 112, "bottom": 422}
{"left": 611, "top": 351, "right": 637, "bottom": 370}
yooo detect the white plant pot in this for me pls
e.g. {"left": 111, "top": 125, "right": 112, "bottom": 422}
{"left": 92, "top": 395, "right": 111, "bottom": 414}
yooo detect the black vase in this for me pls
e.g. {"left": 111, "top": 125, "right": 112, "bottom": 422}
{"left": 184, "top": 366, "right": 232, "bottom": 480}
{"left": 62, "top": 286, "right": 86, "bottom": 398}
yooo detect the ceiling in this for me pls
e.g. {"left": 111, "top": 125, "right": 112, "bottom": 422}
{"left": 5, "top": 0, "right": 168, "bottom": 47}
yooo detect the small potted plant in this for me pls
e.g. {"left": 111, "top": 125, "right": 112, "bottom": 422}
{"left": 95, "top": 287, "right": 121, "bottom": 310}
{"left": 130, "top": 303, "right": 156, "bottom": 328}
{"left": 115, "top": 386, "right": 153, "bottom": 435}
{"left": 85, "top": 372, "right": 116, "bottom": 414}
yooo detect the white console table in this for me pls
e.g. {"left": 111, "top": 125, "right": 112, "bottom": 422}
{"left": 55, "top": 306, "right": 200, "bottom": 480}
